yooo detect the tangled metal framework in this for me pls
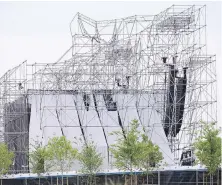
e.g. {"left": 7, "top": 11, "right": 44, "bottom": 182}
{"left": 0, "top": 5, "right": 216, "bottom": 173}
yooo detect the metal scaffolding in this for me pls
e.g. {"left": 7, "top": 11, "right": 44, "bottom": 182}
{"left": 0, "top": 5, "right": 217, "bottom": 173}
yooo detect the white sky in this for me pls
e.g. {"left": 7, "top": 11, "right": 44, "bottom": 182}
{"left": 0, "top": 1, "right": 221, "bottom": 126}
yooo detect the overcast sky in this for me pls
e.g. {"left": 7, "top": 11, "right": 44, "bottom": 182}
{"left": 0, "top": 1, "right": 221, "bottom": 126}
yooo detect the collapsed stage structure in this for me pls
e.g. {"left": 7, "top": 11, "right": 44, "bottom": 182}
{"left": 0, "top": 5, "right": 216, "bottom": 173}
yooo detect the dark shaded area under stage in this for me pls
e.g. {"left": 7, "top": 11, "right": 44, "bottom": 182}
{"left": 3, "top": 96, "right": 31, "bottom": 173}
{"left": 1, "top": 169, "right": 221, "bottom": 185}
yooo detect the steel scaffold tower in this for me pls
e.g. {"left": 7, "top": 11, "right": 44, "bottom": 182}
{"left": 0, "top": 5, "right": 217, "bottom": 173}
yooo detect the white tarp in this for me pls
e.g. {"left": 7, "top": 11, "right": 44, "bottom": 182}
{"left": 29, "top": 92, "right": 174, "bottom": 170}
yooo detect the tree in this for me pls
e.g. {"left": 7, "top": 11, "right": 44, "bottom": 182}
{"left": 138, "top": 134, "right": 163, "bottom": 185}
{"left": 138, "top": 134, "right": 163, "bottom": 170}
{"left": 78, "top": 139, "right": 103, "bottom": 185}
{"left": 46, "top": 136, "right": 78, "bottom": 185}
{"left": 110, "top": 119, "right": 141, "bottom": 173}
{"left": 0, "top": 143, "right": 14, "bottom": 185}
{"left": 194, "top": 122, "right": 221, "bottom": 184}
{"left": 29, "top": 143, "right": 48, "bottom": 175}
{"left": 0, "top": 143, "right": 14, "bottom": 175}
{"left": 110, "top": 119, "right": 163, "bottom": 185}
{"left": 46, "top": 136, "right": 77, "bottom": 172}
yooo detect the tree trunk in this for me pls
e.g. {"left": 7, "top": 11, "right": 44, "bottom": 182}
{"left": 203, "top": 172, "right": 204, "bottom": 185}
{"left": 88, "top": 175, "right": 93, "bottom": 185}
{"left": 210, "top": 174, "right": 212, "bottom": 185}
{"left": 130, "top": 167, "right": 133, "bottom": 185}
{"left": 61, "top": 165, "right": 64, "bottom": 185}
{"left": 124, "top": 175, "right": 127, "bottom": 185}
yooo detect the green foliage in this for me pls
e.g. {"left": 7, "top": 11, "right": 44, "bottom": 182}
{"left": 0, "top": 143, "right": 14, "bottom": 175}
{"left": 110, "top": 119, "right": 163, "bottom": 173}
{"left": 46, "top": 136, "right": 78, "bottom": 172}
{"left": 194, "top": 122, "right": 221, "bottom": 175}
{"left": 29, "top": 144, "right": 47, "bottom": 174}
{"left": 78, "top": 140, "right": 103, "bottom": 175}
{"left": 110, "top": 119, "right": 140, "bottom": 171}
{"left": 138, "top": 134, "right": 163, "bottom": 172}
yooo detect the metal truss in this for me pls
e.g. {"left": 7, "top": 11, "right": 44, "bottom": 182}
{"left": 0, "top": 5, "right": 217, "bottom": 173}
